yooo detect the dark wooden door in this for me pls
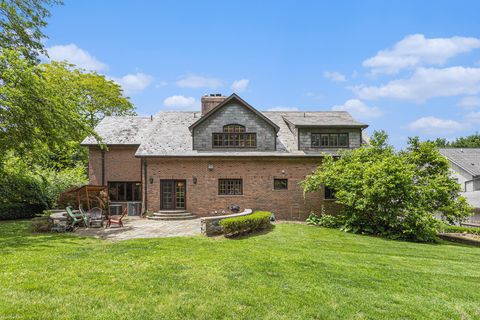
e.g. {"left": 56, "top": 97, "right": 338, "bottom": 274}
{"left": 160, "top": 180, "right": 186, "bottom": 210}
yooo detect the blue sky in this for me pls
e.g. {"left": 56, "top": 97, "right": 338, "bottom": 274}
{"left": 44, "top": 0, "right": 480, "bottom": 148}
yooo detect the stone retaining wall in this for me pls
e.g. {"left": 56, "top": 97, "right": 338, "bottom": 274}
{"left": 201, "top": 209, "right": 253, "bottom": 236}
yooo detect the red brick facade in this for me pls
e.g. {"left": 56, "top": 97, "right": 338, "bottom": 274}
{"left": 88, "top": 146, "right": 341, "bottom": 220}
{"left": 88, "top": 147, "right": 142, "bottom": 185}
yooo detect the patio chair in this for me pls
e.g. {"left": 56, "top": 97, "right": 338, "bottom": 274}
{"left": 87, "top": 207, "right": 104, "bottom": 228}
{"left": 66, "top": 206, "right": 89, "bottom": 230}
{"left": 106, "top": 207, "right": 127, "bottom": 228}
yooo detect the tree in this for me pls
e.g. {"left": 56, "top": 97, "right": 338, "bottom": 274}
{"left": 42, "top": 62, "right": 135, "bottom": 129}
{"left": 302, "top": 131, "right": 472, "bottom": 242}
{"left": 0, "top": 0, "right": 61, "bottom": 61}
{"left": 433, "top": 133, "right": 480, "bottom": 148}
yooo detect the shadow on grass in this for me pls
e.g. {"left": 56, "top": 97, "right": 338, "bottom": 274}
{"left": 0, "top": 220, "right": 96, "bottom": 252}
{"left": 226, "top": 225, "right": 276, "bottom": 240}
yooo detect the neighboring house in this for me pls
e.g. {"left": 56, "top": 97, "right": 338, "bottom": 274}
{"left": 439, "top": 148, "right": 480, "bottom": 192}
{"left": 439, "top": 148, "right": 480, "bottom": 219}
{"left": 81, "top": 93, "right": 368, "bottom": 219}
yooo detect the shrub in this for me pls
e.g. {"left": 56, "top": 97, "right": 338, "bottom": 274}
{"left": 302, "top": 131, "right": 473, "bottom": 242}
{"left": 0, "top": 203, "right": 46, "bottom": 220}
{"left": 220, "top": 211, "right": 272, "bottom": 237}
{"left": 307, "top": 213, "right": 342, "bottom": 228}
{"left": 439, "top": 225, "right": 480, "bottom": 236}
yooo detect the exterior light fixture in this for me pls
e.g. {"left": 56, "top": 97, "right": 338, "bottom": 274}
{"left": 207, "top": 162, "right": 214, "bottom": 171}
{"left": 193, "top": 176, "right": 197, "bottom": 184}
{"left": 149, "top": 177, "right": 154, "bottom": 184}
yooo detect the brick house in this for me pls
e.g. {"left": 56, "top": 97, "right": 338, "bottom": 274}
{"left": 81, "top": 93, "right": 368, "bottom": 220}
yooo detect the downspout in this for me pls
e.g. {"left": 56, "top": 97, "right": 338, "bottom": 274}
{"left": 144, "top": 158, "right": 148, "bottom": 213}
{"left": 101, "top": 150, "right": 105, "bottom": 186}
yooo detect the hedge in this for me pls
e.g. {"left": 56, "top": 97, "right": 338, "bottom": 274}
{"left": 219, "top": 211, "right": 272, "bottom": 237}
{"left": 441, "top": 225, "right": 480, "bottom": 236}
{"left": 0, "top": 203, "right": 47, "bottom": 220}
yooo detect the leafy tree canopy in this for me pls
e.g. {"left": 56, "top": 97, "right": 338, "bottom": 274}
{"left": 0, "top": 0, "right": 61, "bottom": 61}
{"left": 302, "top": 131, "right": 472, "bottom": 242}
{"left": 433, "top": 133, "right": 480, "bottom": 148}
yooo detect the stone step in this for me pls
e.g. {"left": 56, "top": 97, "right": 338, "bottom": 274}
{"left": 156, "top": 210, "right": 187, "bottom": 214}
{"left": 148, "top": 214, "right": 197, "bottom": 221}
{"left": 152, "top": 212, "right": 192, "bottom": 218}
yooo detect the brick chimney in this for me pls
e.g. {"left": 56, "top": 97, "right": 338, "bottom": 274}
{"left": 201, "top": 94, "right": 226, "bottom": 115}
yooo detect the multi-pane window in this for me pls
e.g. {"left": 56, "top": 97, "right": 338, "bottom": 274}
{"left": 108, "top": 182, "right": 141, "bottom": 201}
{"left": 273, "top": 179, "right": 288, "bottom": 190}
{"left": 212, "top": 124, "right": 256, "bottom": 148}
{"left": 324, "top": 186, "right": 336, "bottom": 200}
{"left": 218, "top": 179, "right": 243, "bottom": 195}
{"left": 311, "top": 133, "right": 348, "bottom": 148}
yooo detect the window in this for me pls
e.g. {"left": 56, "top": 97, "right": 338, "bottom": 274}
{"left": 274, "top": 179, "right": 288, "bottom": 190}
{"left": 218, "top": 179, "right": 243, "bottom": 195}
{"left": 108, "top": 182, "right": 141, "bottom": 201}
{"left": 311, "top": 133, "right": 349, "bottom": 148}
{"left": 212, "top": 124, "right": 256, "bottom": 148}
{"left": 324, "top": 186, "right": 336, "bottom": 200}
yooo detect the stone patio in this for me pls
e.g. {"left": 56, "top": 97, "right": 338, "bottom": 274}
{"left": 74, "top": 217, "right": 201, "bottom": 241}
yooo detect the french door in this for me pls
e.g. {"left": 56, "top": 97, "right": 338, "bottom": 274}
{"left": 160, "top": 180, "right": 186, "bottom": 210}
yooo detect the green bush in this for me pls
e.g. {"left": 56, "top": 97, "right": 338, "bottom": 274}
{"left": 307, "top": 213, "right": 342, "bottom": 228}
{"left": 0, "top": 154, "right": 87, "bottom": 220}
{"left": 0, "top": 203, "right": 46, "bottom": 220}
{"left": 220, "top": 211, "right": 272, "bottom": 237}
{"left": 439, "top": 225, "right": 480, "bottom": 236}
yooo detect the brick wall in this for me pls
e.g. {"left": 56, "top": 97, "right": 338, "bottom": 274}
{"left": 145, "top": 157, "right": 341, "bottom": 220}
{"left": 88, "top": 146, "right": 142, "bottom": 185}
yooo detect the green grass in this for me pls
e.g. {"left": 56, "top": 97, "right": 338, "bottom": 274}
{"left": 1, "top": 221, "right": 479, "bottom": 320}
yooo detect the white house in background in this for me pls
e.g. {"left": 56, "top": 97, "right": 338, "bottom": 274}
{"left": 439, "top": 148, "right": 480, "bottom": 219}
{"left": 439, "top": 148, "right": 480, "bottom": 192}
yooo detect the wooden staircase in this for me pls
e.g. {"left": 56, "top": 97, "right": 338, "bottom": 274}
{"left": 147, "top": 210, "right": 197, "bottom": 221}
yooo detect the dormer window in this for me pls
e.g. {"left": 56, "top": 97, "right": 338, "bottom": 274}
{"left": 212, "top": 124, "right": 256, "bottom": 148}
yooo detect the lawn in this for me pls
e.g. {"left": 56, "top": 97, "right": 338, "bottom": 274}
{"left": 1, "top": 221, "right": 479, "bottom": 320}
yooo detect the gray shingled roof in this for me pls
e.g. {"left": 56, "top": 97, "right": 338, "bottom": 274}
{"left": 81, "top": 116, "right": 152, "bottom": 145}
{"left": 439, "top": 148, "right": 480, "bottom": 177}
{"left": 82, "top": 110, "right": 369, "bottom": 157}
{"left": 282, "top": 112, "right": 368, "bottom": 128}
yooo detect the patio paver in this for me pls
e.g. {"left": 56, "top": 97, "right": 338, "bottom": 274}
{"left": 74, "top": 217, "right": 201, "bottom": 241}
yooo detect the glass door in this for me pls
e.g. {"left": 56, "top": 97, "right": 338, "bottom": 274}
{"left": 160, "top": 180, "right": 186, "bottom": 210}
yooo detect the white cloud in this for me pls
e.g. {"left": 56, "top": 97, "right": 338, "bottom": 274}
{"left": 457, "top": 96, "right": 480, "bottom": 109}
{"left": 46, "top": 44, "right": 108, "bottom": 71}
{"left": 332, "top": 99, "right": 383, "bottom": 119}
{"left": 266, "top": 107, "right": 299, "bottom": 111}
{"left": 407, "top": 116, "right": 463, "bottom": 134}
{"left": 323, "top": 71, "right": 346, "bottom": 82}
{"left": 163, "top": 95, "right": 198, "bottom": 110}
{"left": 112, "top": 73, "right": 153, "bottom": 95}
{"left": 231, "top": 79, "right": 249, "bottom": 92}
{"left": 353, "top": 67, "right": 480, "bottom": 101}
{"left": 363, "top": 34, "right": 480, "bottom": 74}
{"left": 176, "top": 75, "right": 223, "bottom": 88}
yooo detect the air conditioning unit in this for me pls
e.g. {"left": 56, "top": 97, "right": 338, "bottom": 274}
{"left": 127, "top": 202, "right": 142, "bottom": 216}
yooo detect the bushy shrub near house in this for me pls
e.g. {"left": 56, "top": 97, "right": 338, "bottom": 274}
{"left": 220, "top": 211, "right": 272, "bottom": 237}
{"left": 0, "top": 155, "right": 87, "bottom": 220}
{"left": 302, "top": 131, "right": 472, "bottom": 242}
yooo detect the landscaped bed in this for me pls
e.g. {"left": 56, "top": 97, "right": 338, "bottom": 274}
{"left": 1, "top": 220, "right": 479, "bottom": 319}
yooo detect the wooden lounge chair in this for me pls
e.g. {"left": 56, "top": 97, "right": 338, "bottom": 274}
{"left": 66, "top": 206, "right": 89, "bottom": 230}
{"left": 106, "top": 207, "right": 127, "bottom": 228}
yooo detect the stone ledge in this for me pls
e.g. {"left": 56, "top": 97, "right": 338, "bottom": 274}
{"left": 201, "top": 209, "right": 253, "bottom": 236}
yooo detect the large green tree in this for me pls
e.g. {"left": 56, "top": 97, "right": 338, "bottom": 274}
{"left": 0, "top": 0, "right": 61, "bottom": 61}
{"left": 302, "top": 131, "right": 472, "bottom": 242}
